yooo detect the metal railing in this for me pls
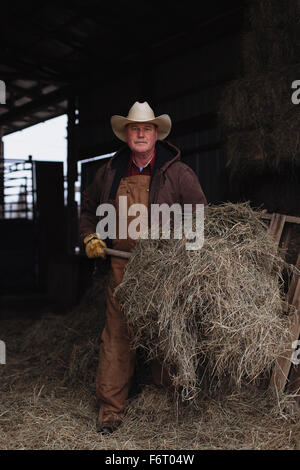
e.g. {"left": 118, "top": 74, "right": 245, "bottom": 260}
{"left": 0, "top": 157, "right": 36, "bottom": 220}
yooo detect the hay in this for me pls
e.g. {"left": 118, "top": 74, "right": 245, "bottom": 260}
{"left": 219, "top": 69, "right": 300, "bottom": 170}
{"left": 224, "top": 107, "right": 300, "bottom": 172}
{"left": 115, "top": 203, "right": 294, "bottom": 401}
{"left": 266, "top": 109, "right": 300, "bottom": 167}
{"left": 247, "top": 0, "right": 300, "bottom": 32}
{"left": 3, "top": 281, "right": 107, "bottom": 389}
{"left": 0, "top": 262, "right": 299, "bottom": 449}
{"left": 241, "top": 29, "right": 300, "bottom": 76}
{"left": 219, "top": 68, "right": 299, "bottom": 132}
{"left": 218, "top": 0, "right": 300, "bottom": 171}
{"left": 0, "top": 382, "right": 299, "bottom": 450}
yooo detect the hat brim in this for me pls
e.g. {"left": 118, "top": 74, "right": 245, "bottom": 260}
{"left": 111, "top": 114, "right": 172, "bottom": 142}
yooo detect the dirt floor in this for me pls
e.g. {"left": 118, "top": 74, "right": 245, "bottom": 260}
{"left": 0, "top": 291, "right": 300, "bottom": 450}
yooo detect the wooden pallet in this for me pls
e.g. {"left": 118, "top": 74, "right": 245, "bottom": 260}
{"left": 261, "top": 212, "right": 300, "bottom": 393}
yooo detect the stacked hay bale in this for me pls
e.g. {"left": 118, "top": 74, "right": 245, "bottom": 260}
{"left": 219, "top": 0, "right": 300, "bottom": 175}
{"left": 115, "top": 203, "right": 294, "bottom": 402}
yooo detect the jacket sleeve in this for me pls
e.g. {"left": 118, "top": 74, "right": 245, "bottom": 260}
{"left": 79, "top": 164, "right": 107, "bottom": 246}
{"left": 179, "top": 164, "right": 207, "bottom": 206}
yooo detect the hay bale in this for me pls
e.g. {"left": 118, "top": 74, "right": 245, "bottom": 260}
{"left": 224, "top": 107, "right": 300, "bottom": 173}
{"left": 219, "top": 68, "right": 298, "bottom": 132}
{"left": 247, "top": 0, "right": 300, "bottom": 32}
{"left": 218, "top": 0, "right": 300, "bottom": 171}
{"left": 241, "top": 29, "right": 300, "bottom": 76}
{"left": 115, "top": 203, "right": 293, "bottom": 401}
{"left": 219, "top": 67, "right": 300, "bottom": 172}
{"left": 265, "top": 109, "right": 300, "bottom": 166}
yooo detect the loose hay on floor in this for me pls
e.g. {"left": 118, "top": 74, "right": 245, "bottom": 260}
{"left": 115, "top": 203, "right": 294, "bottom": 400}
{"left": 0, "top": 310, "right": 299, "bottom": 450}
{"left": 0, "top": 380, "right": 299, "bottom": 450}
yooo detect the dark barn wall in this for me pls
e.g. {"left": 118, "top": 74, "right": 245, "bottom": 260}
{"left": 75, "top": 1, "right": 300, "bottom": 218}
{"left": 219, "top": 0, "right": 300, "bottom": 217}
{"left": 77, "top": 29, "right": 243, "bottom": 205}
{"left": 0, "top": 219, "right": 37, "bottom": 293}
{"left": 227, "top": 164, "right": 300, "bottom": 217}
{"left": 151, "top": 35, "right": 240, "bottom": 203}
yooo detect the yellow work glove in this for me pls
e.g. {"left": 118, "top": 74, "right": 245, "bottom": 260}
{"left": 84, "top": 233, "right": 107, "bottom": 259}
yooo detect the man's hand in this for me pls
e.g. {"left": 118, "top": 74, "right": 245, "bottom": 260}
{"left": 84, "top": 233, "right": 107, "bottom": 259}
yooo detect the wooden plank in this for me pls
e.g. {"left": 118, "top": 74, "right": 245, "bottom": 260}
{"left": 287, "top": 253, "right": 300, "bottom": 306}
{"left": 278, "top": 225, "right": 292, "bottom": 261}
{"left": 104, "top": 248, "right": 132, "bottom": 260}
{"left": 268, "top": 213, "right": 287, "bottom": 250}
{"left": 269, "top": 253, "right": 300, "bottom": 392}
{"left": 287, "top": 362, "right": 300, "bottom": 395}
{"left": 261, "top": 213, "right": 300, "bottom": 225}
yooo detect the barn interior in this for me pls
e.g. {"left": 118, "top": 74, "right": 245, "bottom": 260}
{"left": 0, "top": 0, "right": 299, "bottom": 311}
{"left": 0, "top": 0, "right": 245, "bottom": 312}
{"left": 0, "top": 0, "right": 300, "bottom": 451}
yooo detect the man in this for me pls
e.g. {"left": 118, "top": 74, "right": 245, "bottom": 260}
{"left": 79, "top": 101, "right": 207, "bottom": 434}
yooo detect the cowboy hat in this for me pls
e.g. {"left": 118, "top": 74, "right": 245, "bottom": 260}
{"left": 111, "top": 101, "right": 172, "bottom": 142}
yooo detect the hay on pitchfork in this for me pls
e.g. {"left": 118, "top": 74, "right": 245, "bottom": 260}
{"left": 115, "top": 202, "right": 294, "bottom": 402}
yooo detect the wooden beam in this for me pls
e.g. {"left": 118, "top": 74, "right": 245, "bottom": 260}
{"left": 268, "top": 213, "right": 287, "bottom": 250}
{"left": 262, "top": 214, "right": 300, "bottom": 393}
{"left": 2, "top": 110, "right": 66, "bottom": 136}
{"left": 0, "top": 55, "right": 62, "bottom": 81}
{"left": 12, "top": 4, "right": 92, "bottom": 55}
{"left": 0, "top": 86, "right": 70, "bottom": 126}
{"left": 261, "top": 213, "right": 300, "bottom": 225}
{"left": 270, "top": 253, "right": 300, "bottom": 392}
{"left": 0, "top": 69, "right": 66, "bottom": 85}
{"left": 0, "top": 4, "right": 244, "bottom": 133}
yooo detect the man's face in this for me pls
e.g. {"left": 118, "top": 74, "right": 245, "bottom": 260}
{"left": 125, "top": 122, "right": 158, "bottom": 154}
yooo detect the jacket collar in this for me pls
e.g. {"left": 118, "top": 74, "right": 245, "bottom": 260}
{"left": 109, "top": 140, "right": 181, "bottom": 173}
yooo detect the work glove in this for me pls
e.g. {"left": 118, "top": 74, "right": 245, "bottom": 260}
{"left": 84, "top": 233, "right": 107, "bottom": 259}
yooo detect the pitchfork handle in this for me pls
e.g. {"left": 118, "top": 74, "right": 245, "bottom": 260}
{"left": 104, "top": 247, "right": 132, "bottom": 259}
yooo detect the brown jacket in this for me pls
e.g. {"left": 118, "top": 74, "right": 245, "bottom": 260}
{"left": 79, "top": 140, "right": 207, "bottom": 245}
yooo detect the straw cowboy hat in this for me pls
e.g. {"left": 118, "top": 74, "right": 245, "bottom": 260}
{"left": 111, "top": 101, "right": 172, "bottom": 142}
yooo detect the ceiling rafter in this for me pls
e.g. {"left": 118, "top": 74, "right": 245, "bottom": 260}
{"left": 0, "top": 0, "right": 243, "bottom": 136}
